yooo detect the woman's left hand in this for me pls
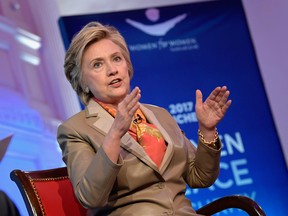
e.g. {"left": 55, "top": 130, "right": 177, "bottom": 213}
{"left": 195, "top": 86, "right": 232, "bottom": 132}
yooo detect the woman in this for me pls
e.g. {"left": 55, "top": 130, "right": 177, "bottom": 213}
{"left": 57, "top": 21, "right": 232, "bottom": 216}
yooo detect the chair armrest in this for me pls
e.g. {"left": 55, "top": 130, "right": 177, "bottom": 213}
{"left": 196, "top": 195, "right": 266, "bottom": 216}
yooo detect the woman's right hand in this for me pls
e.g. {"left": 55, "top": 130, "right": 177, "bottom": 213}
{"left": 102, "top": 87, "right": 141, "bottom": 163}
{"left": 112, "top": 87, "right": 141, "bottom": 138}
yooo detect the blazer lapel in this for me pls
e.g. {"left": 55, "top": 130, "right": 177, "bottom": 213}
{"left": 85, "top": 100, "right": 113, "bottom": 136}
{"left": 85, "top": 100, "right": 158, "bottom": 170}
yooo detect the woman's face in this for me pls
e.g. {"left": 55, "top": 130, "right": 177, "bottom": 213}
{"left": 82, "top": 39, "right": 131, "bottom": 106}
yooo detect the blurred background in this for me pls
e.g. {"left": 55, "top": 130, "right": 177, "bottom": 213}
{"left": 0, "top": 0, "right": 287, "bottom": 215}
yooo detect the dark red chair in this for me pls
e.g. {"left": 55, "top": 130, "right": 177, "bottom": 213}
{"left": 10, "top": 167, "right": 87, "bottom": 216}
{"left": 196, "top": 195, "right": 266, "bottom": 215}
{"left": 10, "top": 167, "right": 266, "bottom": 216}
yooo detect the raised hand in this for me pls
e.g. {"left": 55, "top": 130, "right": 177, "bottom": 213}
{"left": 102, "top": 87, "right": 141, "bottom": 162}
{"left": 112, "top": 87, "right": 141, "bottom": 137}
{"left": 195, "top": 86, "right": 232, "bottom": 138}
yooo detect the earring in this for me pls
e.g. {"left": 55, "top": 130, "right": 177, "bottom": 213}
{"left": 84, "top": 86, "right": 89, "bottom": 93}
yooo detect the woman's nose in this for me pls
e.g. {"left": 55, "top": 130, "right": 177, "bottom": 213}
{"left": 106, "top": 62, "right": 118, "bottom": 76}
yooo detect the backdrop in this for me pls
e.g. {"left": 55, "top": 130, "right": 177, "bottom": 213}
{"left": 59, "top": 0, "right": 288, "bottom": 215}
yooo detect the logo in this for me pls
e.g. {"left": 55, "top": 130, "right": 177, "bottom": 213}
{"left": 126, "top": 8, "right": 198, "bottom": 53}
{"left": 126, "top": 8, "right": 187, "bottom": 36}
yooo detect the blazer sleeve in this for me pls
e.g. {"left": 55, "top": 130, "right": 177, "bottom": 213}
{"left": 183, "top": 134, "right": 221, "bottom": 188}
{"left": 57, "top": 119, "right": 123, "bottom": 208}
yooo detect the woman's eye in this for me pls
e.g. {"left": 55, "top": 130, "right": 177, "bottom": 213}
{"left": 93, "top": 62, "right": 102, "bottom": 69}
{"left": 113, "top": 56, "right": 122, "bottom": 63}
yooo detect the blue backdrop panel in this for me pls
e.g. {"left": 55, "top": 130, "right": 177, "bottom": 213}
{"left": 58, "top": 0, "right": 288, "bottom": 215}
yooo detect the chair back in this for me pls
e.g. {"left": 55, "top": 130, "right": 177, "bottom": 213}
{"left": 10, "top": 167, "right": 87, "bottom": 216}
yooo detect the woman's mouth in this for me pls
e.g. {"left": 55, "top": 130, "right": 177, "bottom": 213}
{"left": 109, "top": 78, "right": 122, "bottom": 87}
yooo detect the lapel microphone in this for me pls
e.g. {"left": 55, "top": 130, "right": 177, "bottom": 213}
{"left": 133, "top": 114, "right": 142, "bottom": 124}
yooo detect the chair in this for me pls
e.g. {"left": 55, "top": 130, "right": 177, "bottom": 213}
{"left": 10, "top": 167, "right": 87, "bottom": 216}
{"left": 196, "top": 195, "right": 266, "bottom": 215}
{"left": 10, "top": 167, "right": 266, "bottom": 216}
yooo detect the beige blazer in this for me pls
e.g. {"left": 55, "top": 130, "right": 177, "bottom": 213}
{"left": 57, "top": 99, "right": 221, "bottom": 216}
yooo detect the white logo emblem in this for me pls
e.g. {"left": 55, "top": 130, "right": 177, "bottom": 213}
{"left": 126, "top": 8, "right": 187, "bottom": 36}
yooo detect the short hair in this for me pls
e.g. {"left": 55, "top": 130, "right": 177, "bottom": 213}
{"left": 64, "top": 21, "right": 134, "bottom": 105}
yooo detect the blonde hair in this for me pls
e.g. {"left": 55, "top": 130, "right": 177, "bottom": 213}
{"left": 64, "top": 21, "right": 134, "bottom": 105}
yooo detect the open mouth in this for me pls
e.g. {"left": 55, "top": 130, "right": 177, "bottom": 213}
{"left": 109, "top": 78, "right": 121, "bottom": 85}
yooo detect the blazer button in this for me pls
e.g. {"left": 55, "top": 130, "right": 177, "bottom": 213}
{"left": 158, "top": 182, "right": 165, "bottom": 189}
{"left": 162, "top": 210, "right": 173, "bottom": 215}
{"left": 168, "top": 210, "right": 173, "bottom": 215}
